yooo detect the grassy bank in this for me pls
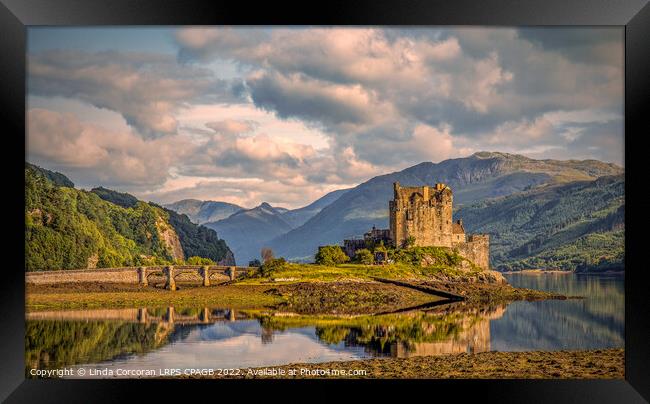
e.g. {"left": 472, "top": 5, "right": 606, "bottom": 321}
{"left": 26, "top": 281, "right": 440, "bottom": 313}
{"left": 26, "top": 283, "right": 282, "bottom": 311}
{"left": 239, "top": 261, "right": 490, "bottom": 284}
{"left": 240, "top": 260, "right": 570, "bottom": 304}
{"left": 202, "top": 349, "right": 624, "bottom": 379}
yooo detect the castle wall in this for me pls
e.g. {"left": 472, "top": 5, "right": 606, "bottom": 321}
{"left": 342, "top": 239, "right": 366, "bottom": 259}
{"left": 453, "top": 234, "right": 490, "bottom": 270}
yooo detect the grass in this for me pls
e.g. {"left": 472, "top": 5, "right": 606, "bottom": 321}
{"left": 26, "top": 283, "right": 283, "bottom": 311}
{"left": 237, "top": 246, "right": 484, "bottom": 285}
{"left": 25, "top": 281, "right": 443, "bottom": 313}
{"left": 238, "top": 261, "right": 481, "bottom": 285}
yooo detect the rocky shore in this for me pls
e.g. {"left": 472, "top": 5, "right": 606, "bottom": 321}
{"left": 201, "top": 349, "right": 624, "bottom": 379}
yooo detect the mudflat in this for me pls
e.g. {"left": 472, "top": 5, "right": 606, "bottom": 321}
{"left": 208, "top": 349, "right": 624, "bottom": 379}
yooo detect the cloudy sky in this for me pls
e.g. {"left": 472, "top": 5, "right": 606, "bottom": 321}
{"left": 26, "top": 27, "right": 623, "bottom": 209}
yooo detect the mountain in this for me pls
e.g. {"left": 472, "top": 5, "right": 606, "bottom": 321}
{"left": 91, "top": 186, "right": 139, "bottom": 208}
{"left": 164, "top": 199, "right": 243, "bottom": 224}
{"left": 204, "top": 202, "right": 294, "bottom": 265}
{"left": 25, "top": 164, "right": 234, "bottom": 270}
{"left": 456, "top": 174, "right": 624, "bottom": 272}
{"left": 25, "top": 162, "right": 74, "bottom": 188}
{"left": 165, "top": 190, "right": 350, "bottom": 229}
{"left": 267, "top": 152, "right": 623, "bottom": 261}
{"left": 279, "top": 188, "right": 351, "bottom": 228}
{"left": 184, "top": 189, "right": 350, "bottom": 264}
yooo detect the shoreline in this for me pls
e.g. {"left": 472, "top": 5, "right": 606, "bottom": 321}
{"left": 26, "top": 281, "right": 440, "bottom": 313}
{"left": 502, "top": 269, "right": 624, "bottom": 275}
{"left": 25, "top": 277, "right": 572, "bottom": 313}
{"left": 183, "top": 349, "right": 624, "bottom": 379}
{"left": 506, "top": 269, "right": 573, "bottom": 274}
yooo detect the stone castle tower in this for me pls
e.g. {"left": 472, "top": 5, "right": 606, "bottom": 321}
{"left": 389, "top": 182, "right": 455, "bottom": 248}
{"left": 388, "top": 182, "right": 490, "bottom": 270}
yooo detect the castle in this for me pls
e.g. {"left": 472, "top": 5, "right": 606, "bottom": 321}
{"left": 343, "top": 182, "right": 490, "bottom": 270}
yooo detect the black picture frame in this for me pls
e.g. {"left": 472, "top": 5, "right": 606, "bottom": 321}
{"left": 1, "top": 0, "right": 649, "bottom": 402}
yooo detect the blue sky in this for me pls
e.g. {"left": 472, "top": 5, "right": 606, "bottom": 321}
{"left": 26, "top": 27, "right": 624, "bottom": 208}
{"left": 29, "top": 27, "right": 177, "bottom": 53}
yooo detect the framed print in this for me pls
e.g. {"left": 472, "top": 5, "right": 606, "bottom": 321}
{"left": 1, "top": 0, "right": 649, "bottom": 402}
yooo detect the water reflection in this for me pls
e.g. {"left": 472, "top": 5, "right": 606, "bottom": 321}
{"left": 25, "top": 274, "right": 624, "bottom": 377}
{"left": 492, "top": 273, "right": 625, "bottom": 351}
{"left": 258, "top": 304, "right": 506, "bottom": 358}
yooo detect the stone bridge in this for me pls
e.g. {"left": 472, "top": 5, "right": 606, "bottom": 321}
{"left": 26, "top": 265, "right": 260, "bottom": 291}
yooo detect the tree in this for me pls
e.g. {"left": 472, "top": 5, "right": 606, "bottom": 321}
{"left": 315, "top": 245, "right": 350, "bottom": 266}
{"left": 187, "top": 256, "right": 215, "bottom": 265}
{"left": 354, "top": 248, "right": 374, "bottom": 265}
{"left": 404, "top": 236, "right": 416, "bottom": 248}
{"left": 261, "top": 247, "right": 274, "bottom": 263}
{"left": 260, "top": 257, "right": 286, "bottom": 277}
{"left": 248, "top": 259, "right": 261, "bottom": 267}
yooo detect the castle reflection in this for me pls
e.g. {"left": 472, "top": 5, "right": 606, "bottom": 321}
{"left": 256, "top": 303, "right": 507, "bottom": 358}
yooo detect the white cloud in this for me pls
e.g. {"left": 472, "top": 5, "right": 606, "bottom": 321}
{"left": 28, "top": 50, "right": 243, "bottom": 138}
{"left": 27, "top": 108, "right": 194, "bottom": 188}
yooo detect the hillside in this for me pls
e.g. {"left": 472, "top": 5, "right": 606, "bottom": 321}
{"left": 25, "top": 163, "right": 74, "bottom": 188}
{"left": 25, "top": 164, "right": 234, "bottom": 270}
{"left": 268, "top": 152, "right": 623, "bottom": 261}
{"left": 204, "top": 203, "right": 294, "bottom": 265}
{"left": 91, "top": 186, "right": 139, "bottom": 208}
{"left": 164, "top": 199, "right": 243, "bottom": 224}
{"left": 456, "top": 174, "right": 624, "bottom": 272}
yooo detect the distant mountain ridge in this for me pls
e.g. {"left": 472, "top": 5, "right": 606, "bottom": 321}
{"left": 279, "top": 188, "right": 351, "bottom": 228}
{"left": 164, "top": 199, "right": 243, "bottom": 224}
{"left": 167, "top": 189, "right": 351, "bottom": 265}
{"left": 267, "top": 152, "right": 623, "bottom": 262}
{"left": 203, "top": 202, "right": 294, "bottom": 264}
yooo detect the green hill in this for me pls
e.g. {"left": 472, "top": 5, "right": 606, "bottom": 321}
{"left": 456, "top": 174, "right": 624, "bottom": 272}
{"left": 25, "top": 164, "right": 234, "bottom": 271}
{"left": 25, "top": 162, "right": 74, "bottom": 188}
